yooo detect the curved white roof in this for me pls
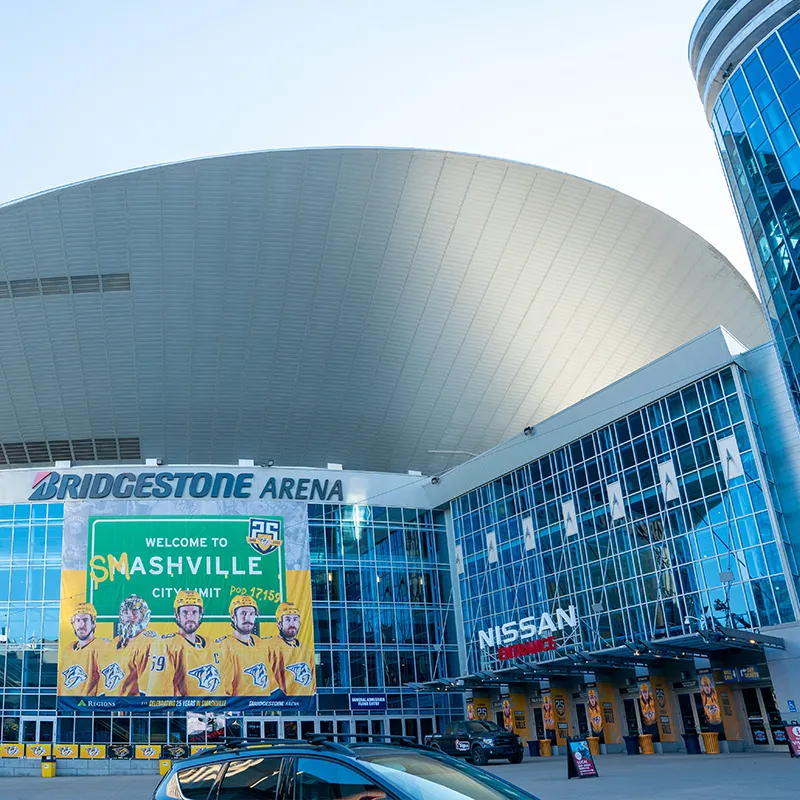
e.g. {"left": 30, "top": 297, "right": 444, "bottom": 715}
{"left": 0, "top": 148, "right": 767, "bottom": 474}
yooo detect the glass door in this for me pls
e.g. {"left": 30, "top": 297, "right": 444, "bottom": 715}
{"left": 20, "top": 718, "right": 52, "bottom": 743}
{"left": 678, "top": 694, "right": 698, "bottom": 734}
{"left": 575, "top": 703, "right": 590, "bottom": 738}
{"left": 742, "top": 687, "right": 771, "bottom": 746}
{"left": 623, "top": 698, "right": 641, "bottom": 735}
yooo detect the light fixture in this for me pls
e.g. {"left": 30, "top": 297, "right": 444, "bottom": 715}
{"left": 267, "top": 460, "right": 274, "bottom": 468}
{"left": 431, "top": 476, "right": 440, "bottom": 485}
{"left": 523, "top": 426, "right": 534, "bottom": 436}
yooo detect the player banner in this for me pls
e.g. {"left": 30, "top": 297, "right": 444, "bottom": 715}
{"left": 56, "top": 499, "right": 315, "bottom": 712}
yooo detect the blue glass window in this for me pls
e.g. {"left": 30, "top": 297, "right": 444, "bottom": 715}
{"left": 744, "top": 52, "right": 768, "bottom": 89}
{"left": 780, "top": 15, "right": 800, "bottom": 54}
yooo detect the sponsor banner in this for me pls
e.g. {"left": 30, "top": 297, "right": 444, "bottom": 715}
{"left": 0, "top": 744, "right": 22, "bottom": 758}
{"left": 53, "top": 744, "right": 78, "bottom": 759}
{"left": 350, "top": 693, "right": 387, "bottom": 712}
{"left": 57, "top": 500, "right": 316, "bottom": 713}
{"left": 79, "top": 745, "right": 106, "bottom": 759}
{"left": 587, "top": 686, "right": 603, "bottom": 738}
{"left": 25, "top": 744, "right": 52, "bottom": 758}
{"left": 162, "top": 744, "right": 189, "bottom": 760}
{"left": 699, "top": 671, "right": 722, "bottom": 726}
{"left": 135, "top": 745, "right": 162, "bottom": 760}
{"left": 190, "top": 745, "right": 215, "bottom": 755}
{"left": 108, "top": 744, "right": 133, "bottom": 759}
{"left": 638, "top": 679, "right": 659, "bottom": 741}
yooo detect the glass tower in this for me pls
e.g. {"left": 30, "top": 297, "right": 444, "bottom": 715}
{"left": 691, "top": 3, "right": 800, "bottom": 407}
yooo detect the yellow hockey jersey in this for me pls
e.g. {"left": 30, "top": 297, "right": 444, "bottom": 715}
{"left": 98, "top": 630, "right": 158, "bottom": 696}
{"left": 217, "top": 635, "right": 275, "bottom": 696}
{"left": 265, "top": 635, "right": 315, "bottom": 696}
{"left": 59, "top": 637, "right": 109, "bottom": 696}
{"left": 146, "top": 633, "right": 222, "bottom": 697}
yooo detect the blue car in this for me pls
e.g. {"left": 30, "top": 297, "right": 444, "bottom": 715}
{"left": 154, "top": 736, "right": 542, "bottom": 800}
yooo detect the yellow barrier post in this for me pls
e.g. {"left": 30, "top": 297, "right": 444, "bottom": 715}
{"left": 701, "top": 732, "right": 720, "bottom": 754}
{"left": 41, "top": 756, "right": 56, "bottom": 778}
{"left": 639, "top": 734, "right": 654, "bottom": 754}
{"left": 586, "top": 736, "right": 600, "bottom": 756}
{"left": 539, "top": 739, "right": 552, "bottom": 757}
{"left": 159, "top": 759, "right": 172, "bottom": 775}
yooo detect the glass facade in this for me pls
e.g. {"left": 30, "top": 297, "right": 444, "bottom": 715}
{"left": 0, "top": 501, "right": 460, "bottom": 744}
{"left": 710, "top": 13, "right": 800, "bottom": 405}
{"left": 452, "top": 367, "right": 800, "bottom": 676}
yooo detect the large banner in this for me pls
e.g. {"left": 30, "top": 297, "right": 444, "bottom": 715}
{"left": 57, "top": 499, "right": 315, "bottom": 712}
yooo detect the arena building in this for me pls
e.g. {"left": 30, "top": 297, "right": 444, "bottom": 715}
{"left": 0, "top": 147, "right": 792, "bottom": 759}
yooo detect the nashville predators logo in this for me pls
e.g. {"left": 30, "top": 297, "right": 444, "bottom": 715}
{"left": 286, "top": 661, "right": 312, "bottom": 687}
{"left": 140, "top": 747, "right": 156, "bottom": 758}
{"left": 5, "top": 746, "right": 20, "bottom": 756}
{"left": 31, "top": 746, "right": 46, "bottom": 756}
{"left": 187, "top": 664, "right": 221, "bottom": 693}
{"left": 244, "top": 662, "right": 269, "bottom": 689}
{"left": 101, "top": 662, "right": 125, "bottom": 691}
{"left": 555, "top": 698, "right": 566, "bottom": 717}
{"left": 57, "top": 746, "right": 75, "bottom": 757}
{"left": 246, "top": 518, "right": 283, "bottom": 555}
{"left": 111, "top": 745, "right": 131, "bottom": 758}
{"left": 62, "top": 664, "right": 89, "bottom": 689}
{"left": 85, "top": 747, "right": 101, "bottom": 757}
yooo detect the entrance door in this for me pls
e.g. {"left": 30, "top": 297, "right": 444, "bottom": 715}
{"left": 20, "top": 719, "right": 54, "bottom": 743}
{"left": 575, "top": 703, "right": 590, "bottom": 738}
{"left": 623, "top": 698, "right": 641, "bottom": 735}
{"left": 741, "top": 686, "right": 783, "bottom": 748}
{"left": 678, "top": 694, "right": 699, "bottom": 735}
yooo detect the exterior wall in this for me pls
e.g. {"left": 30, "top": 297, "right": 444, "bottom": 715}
{"left": 707, "top": 11, "right": 800, "bottom": 406}
{"left": 452, "top": 364, "right": 798, "bottom": 678}
{"left": 0, "top": 467, "right": 462, "bottom": 746}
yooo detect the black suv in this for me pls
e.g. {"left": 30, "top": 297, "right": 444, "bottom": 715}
{"left": 154, "top": 736, "right": 540, "bottom": 800}
{"left": 430, "top": 721, "right": 524, "bottom": 765}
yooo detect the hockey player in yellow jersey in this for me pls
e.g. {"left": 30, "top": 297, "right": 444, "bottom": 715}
{"left": 59, "top": 602, "right": 106, "bottom": 696}
{"left": 217, "top": 595, "right": 274, "bottom": 695}
{"left": 99, "top": 595, "right": 157, "bottom": 696}
{"left": 266, "top": 602, "right": 315, "bottom": 696}
{"left": 146, "top": 590, "right": 222, "bottom": 697}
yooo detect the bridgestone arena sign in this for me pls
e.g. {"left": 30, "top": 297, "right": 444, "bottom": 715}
{"left": 29, "top": 471, "right": 344, "bottom": 502}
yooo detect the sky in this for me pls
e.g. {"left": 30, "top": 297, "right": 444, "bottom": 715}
{"left": 1, "top": 1, "right": 753, "bottom": 284}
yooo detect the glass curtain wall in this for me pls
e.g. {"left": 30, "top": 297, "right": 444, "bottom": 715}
{"left": 710, "top": 13, "right": 800, "bottom": 406}
{"left": 452, "top": 367, "right": 799, "bottom": 675}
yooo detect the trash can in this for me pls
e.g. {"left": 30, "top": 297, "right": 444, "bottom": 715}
{"left": 41, "top": 756, "right": 56, "bottom": 778}
{"left": 682, "top": 732, "right": 701, "bottom": 754}
{"left": 527, "top": 740, "right": 540, "bottom": 757}
{"left": 539, "top": 739, "right": 552, "bottom": 757}
{"left": 623, "top": 734, "right": 640, "bottom": 755}
{"left": 701, "top": 732, "right": 720, "bottom": 754}
{"left": 159, "top": 759, "right": 172, "bottom": 775}
{"left": 639, "top": 733, "right": 654, "bottom": 754}
{"left": 586, "top": 736, "right": 600, "bottom": 756}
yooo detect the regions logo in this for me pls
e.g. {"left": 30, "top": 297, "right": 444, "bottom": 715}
{"left": 101, "top": 662, "right": 125, "bottom": 692}
{"left": 286, "top": 662, "right": 313, "bottom": 687}
{"left": 246, "top": 518, "right": 283, "bottom": 556}
{"left": 62, "top": 664, "right": 89, "bottom": 690}
{"left": 244, "top": 662, "right": 269, "bottom": 689}
{"left": 187, "top": 664, "right": 221, "bottom": 693}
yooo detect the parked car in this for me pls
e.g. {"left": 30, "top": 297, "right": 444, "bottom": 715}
{"left": 430, "top": 720, "right": 524, "bottom": 765}
{"left": 154, "top": 736, "right": 541, "bottom": 800}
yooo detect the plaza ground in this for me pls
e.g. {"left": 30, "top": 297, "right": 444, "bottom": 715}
{"left": 0, "top": 752, "right": 797, "bottom": 799}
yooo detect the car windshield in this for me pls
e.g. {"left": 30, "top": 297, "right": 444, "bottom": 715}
{"left": 360, "top": 751, "right": 536, "bottom": 800}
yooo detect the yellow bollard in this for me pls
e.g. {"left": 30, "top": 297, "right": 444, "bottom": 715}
{"left": 586, "top": 736, "right": 600, "bottom": 756}
{"left": 539, "top": 739, "right": 552, "bottom": 757}
{"left": 159, "top": 759, "right": 172, "bottom": 775}
{"left": 701, "top": 732, "right": 720, "bottom": 754}
{"left": 639, "top": 734, "right": 654, "bottom": 754}
{"left": 41, "top": 757, "right": 56, "bottom": 778}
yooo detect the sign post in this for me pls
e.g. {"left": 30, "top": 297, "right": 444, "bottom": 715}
{"left": 566, "top": 737, "right": 599, "bottom": 779}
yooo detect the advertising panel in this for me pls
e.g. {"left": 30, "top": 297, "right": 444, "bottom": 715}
{"left": 56, "top": 499, "right": 315, "bottom": 713}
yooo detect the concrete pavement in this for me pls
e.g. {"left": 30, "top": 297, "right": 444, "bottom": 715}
{"left": 0, "top": 751, "right": 796, "bottom": 799}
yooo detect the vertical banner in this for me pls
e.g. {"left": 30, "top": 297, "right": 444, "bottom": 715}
{"left": 542, "top": 693, "right": 556, "bottom": 741}
{"left": 473, "top": 698, "right": 490, "bottom": 721}
{"left": 509, "top": 692, "right": 528, "bottom": 738}
{"left": 596, "top": 682, "right": 621, "bottom": 744}
{"left": 699, "top": 671, "right": 725, "bottom": 738}
{"left": 651, "top": 678, "right": 677, "bottom": 742}
{"left": 551, "top": 688, "right": 570, "bottom": 746}
{"left": 638, "top": 679, "right": 660, "bottom": 741}
{"left": 57, "top": 500, "right": 315, "bottom": 712}
{"left": 586, "top": 684, "right": 604, "bottom": 741}
{"left": 501, "top": 695, "right": 513, "bottom": 732}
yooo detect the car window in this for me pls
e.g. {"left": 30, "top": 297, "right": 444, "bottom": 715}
{"left": 177, "top": 763, "right": 224, "bottom": 800}
{"left": 444, "top": 724, "right": 457, "bottom": 736}
{"left": 478, "top": 722, "right": 503, "bottom": 732}
{"left": 217, "top": 756, "right": 283, "bottom": 800}
{"left": 361, "top": 752, "right": 536, "bottom": 800}
{"left": 294, "top": 757, "right": 387, "bottom": 800}
{"left": 464, "top": 722, "right": 487, "bottom": 733}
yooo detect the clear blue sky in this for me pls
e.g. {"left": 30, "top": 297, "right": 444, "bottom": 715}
{"left": 1, "top": 1, "right": 751, "bottom": 282}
